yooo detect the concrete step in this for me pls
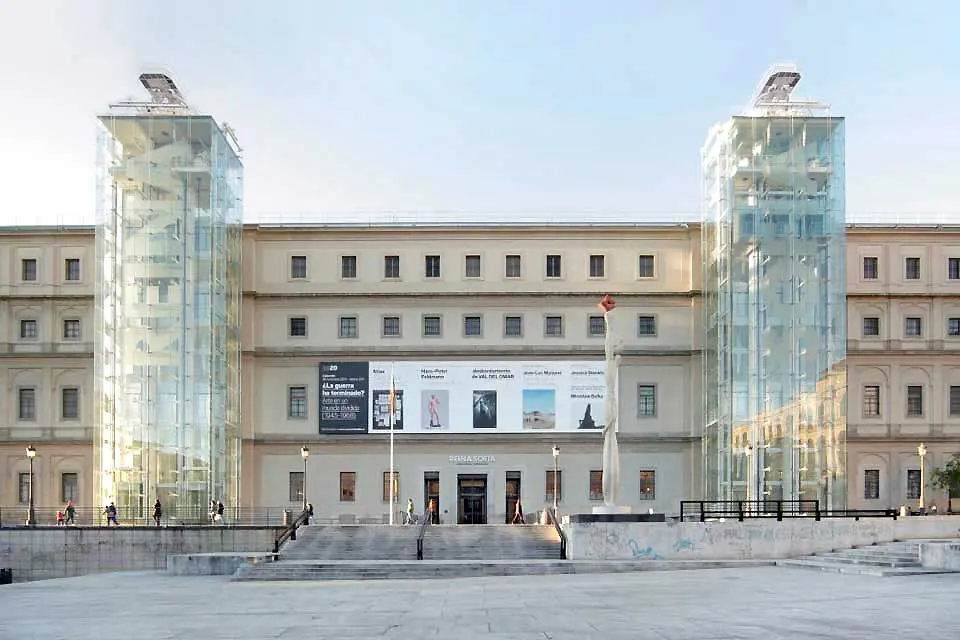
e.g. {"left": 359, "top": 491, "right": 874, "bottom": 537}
{"left": 233, "top": 558, "right": 777, "bottom": 582}
{"left": 810, "top": 554, "right": 920, "bottom": 568}
{"left": 281, "top": 524, "right": 560, "bottom": 561}
{"left": 777, "top": 559, "right": 946, "bottom": 577}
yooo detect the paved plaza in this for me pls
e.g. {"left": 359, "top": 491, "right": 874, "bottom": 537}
{"left": 2, "top": 566, "right": 959, "bottom": 639}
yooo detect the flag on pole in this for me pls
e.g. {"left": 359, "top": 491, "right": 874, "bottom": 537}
{"left": 389, "top": 369, "right": 397, "bottom": 420}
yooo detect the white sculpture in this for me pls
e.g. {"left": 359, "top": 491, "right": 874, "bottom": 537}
{"left": 600, "top": 297, "right": 623, "bottom": 507}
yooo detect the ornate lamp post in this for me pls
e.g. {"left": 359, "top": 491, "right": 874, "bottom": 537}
{"left": 552, "top": 445, "right": 560, "bottom": 512}
{"left": 918, "top": 443, "right": 928, "bottom": 512}
{"left": 300, "top": 446, "right": 310, "bottom": 512}
{"left": 25, "top": 445, "right": 37, "bottom": 526}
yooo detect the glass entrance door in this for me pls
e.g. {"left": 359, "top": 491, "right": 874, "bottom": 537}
{"left": 505, "top": 471, "right": 521, "bottom": 523}
{"left": 423, "top": 472, "right": 440, "bottom": 524}
{"left": 457, "top": 474, "right": 487, "bottom": 524}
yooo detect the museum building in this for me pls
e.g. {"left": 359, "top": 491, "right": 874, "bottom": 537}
{"left": 0, "top": 69, "right": 959, "bottom": 524}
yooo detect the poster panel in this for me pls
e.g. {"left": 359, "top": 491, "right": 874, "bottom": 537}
{"left": 365, "top": 361, "right": 606, "bottom": 433}
{"left": 318, "top": 362, "right": 370, "bottom": 433}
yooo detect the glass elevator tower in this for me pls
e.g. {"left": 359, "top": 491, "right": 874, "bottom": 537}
{"left": 701, "top": 65, "right": 846, "bottom": 510}
{"left": 94, "top": 74, "right": 243, "bottom": 522}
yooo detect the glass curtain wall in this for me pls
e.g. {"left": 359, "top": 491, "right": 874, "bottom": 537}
{"left": 95, "top": 114, "right": 242, "bottom": 523}
{"left": 702, "top": 115, "right": 846, "bottom": 511}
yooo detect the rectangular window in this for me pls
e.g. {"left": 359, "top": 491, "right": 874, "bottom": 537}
{"left": 464, "top": 254, "right": 481, "bottom": 278}
{"left": 20, "top": 319, "right": 37, "bottom": 339}
{"left": 21, "top": 258, "right": 37, "bottom": 282}
{"left": 588, "top": 315, "right": 606, "bottom": 337}
{"left": 289, "top": 317, "right": 307, "bottom": 337}
{"left": 384, "top": 255, "right": 400, "bottom": 279}
{"left": 290, "top": 255, "right": 307, "bottom": 279}
{"left": 639, "top": 470, "right": 656, "bottom": 500}
{"left": 61, "top": 387, "right": 80, "bottom": 420}
{"left": 61, "top": 472, "right": 78, "bottom": 502}
{"left": 863, "top": 385, "right": 880, "bottom": 417}
{"left": 637, "top": 315, "right": 656, "bottom": 336}
{"left": 948, "top": 317, "right": 960, "bottom": 337}
{"left": 862, "top": 256, "right": 878, "bottom": 280}
{"left": 950, "top": 257, "right": 960, "bottom": 281}
{"left": 906, "top": 385, "right": 923, "bottom": 416}
{"left": 18, "top": 388, "right": 36, "bottom": 421}
{"left": 289, "top": 472, "right": 304, "bottom": 503}
{"left": 382, "top": 471, "right": 399, "bottom": 502}
{"left": 64, "top": 258, "right": 81, "bottom": 281}
{"left": 504, "top": 315, "right": 523, "bottom": 337}
{"left": 18, "top": 472, "right": 30, "bottom": 504}
{"left": 63, "top": 318, "right": 81, "bottom": 339}
{"left": 545, "top": 470, "right": 562, "bottom": 502}
{"left": 339, "top": 315, "right": 358, "bottom": 339}
{"left": 950, "top": 386, "right": 960, "bottom": 417}
{"left": 382, "top": 315, "right": 401, "bottom": 337}
{"left": 589, "top": 254, "right": 605, "bottom": 278}
{"left": 637, "top": 385, "right": 656, "bottom": 417}
{"left": 463, "top": 315, "right": 482, "bottom": 337}
{"left": 905, "top": 257, "right": 921, "bottom": 280}
{"left": 424, "top": 255, "right": 441, "bottom": 278}
{"left": 288, "top": 386, "right": 307, "bottom": 418}
{"left": 545, "top": 254, "right": 562, "bottom": 278}
{"left": 505, "top": 254, "right": 521, "bottom": 278}
{"left": 340, "top": 472, "right": 356, "bottom": 502}
{"left": 638, "top": 254, "right": 655, "bottom": 278}
{"left": 422, "top": 314, "right": 442, "bottom": 337}
{"left": 589, "top": 470, "right": 603, "bottom": 501}
{"left": 544, "top": 315, "right": 563, "bottom": 337}
{"left": 907, "top": 469, "right": 921, "bottom": 500}
{"left": 862, "top": 317, "right": 880, "bottom": 336}
{"left": 905, "top": 316, "right": 922, "bottom": 337}
{"left": 341, "top": 255, "right": 358, "bottom": 279}
{"left": 864, "top": 469, "right": 880, "bottom": 500}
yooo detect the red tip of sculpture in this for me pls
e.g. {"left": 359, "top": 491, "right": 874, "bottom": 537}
{"left": 598, "top": 294, "right": 616, "bottom": 313}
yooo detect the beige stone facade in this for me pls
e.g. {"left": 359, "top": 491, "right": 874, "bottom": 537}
{"left": 0, "top": 222, "right": 957, "bottom": 522}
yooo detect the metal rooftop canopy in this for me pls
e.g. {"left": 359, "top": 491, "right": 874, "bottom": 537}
{"left": 743, "top": 63, "right": 830, "bottom": 117}
{"left": 108, "top": 72, "right": 194, "bottom": 115}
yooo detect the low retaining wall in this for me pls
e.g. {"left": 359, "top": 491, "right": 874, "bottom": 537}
{"left": 920, "top": 542, "right": 960, "bottom": 571}
{"left": 562, "top": 516, "right": 960, "bottom": 561}
{"left": 0, "top": 526, "right": 281, "bottom": 582}
{"left": 167, "top": 552, "right": 276, "bottom": 576}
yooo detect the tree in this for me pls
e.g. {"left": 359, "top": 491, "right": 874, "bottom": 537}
{"left": 930, "top": 454, "right": 960, "bottom": 513}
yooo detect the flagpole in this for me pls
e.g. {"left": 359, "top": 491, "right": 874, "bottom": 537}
{"left": 389, "top": 363, "right": 396, "bottom": 526}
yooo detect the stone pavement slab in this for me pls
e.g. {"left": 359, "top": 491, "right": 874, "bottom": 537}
{"left": 1, "top": 567, "right": 959, "bottom": 639}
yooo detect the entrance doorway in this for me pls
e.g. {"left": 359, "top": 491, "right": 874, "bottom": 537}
{"left": 423, "top": 472, "right": 440, "bottom": 524}
{"left": 505, "top": 471, "right": 521, "bottom": 524}
{"left": 457, "top": 474, "right": 487, "bottom": 524}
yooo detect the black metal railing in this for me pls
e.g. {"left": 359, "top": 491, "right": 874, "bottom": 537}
{"left": 679, "top": 500, "right": 900, "bottom": 522}
{"left": 546, "top": 507, "right": 567, "bottom": 560}
{"left": 415, "top": 510, "right": 430, "bottom": 560}
{"left": 0, "top": 505, "right": 305, "bottom": 527}
{"left": 272, "top": 506, "right": 312, "bottom": 559}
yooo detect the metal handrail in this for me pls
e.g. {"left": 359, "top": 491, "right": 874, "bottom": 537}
{"left": 680, "top": 500, "right": 821, "bottom": 522}
{"left": 547, "top": 507, "right": 567, "bottom": 560}
{"left": 272, "top": 507, "right": 311, "bottom": 560}
{"left": 678, "top": 500, "right": 900, "bottom": 523}
{"left": 415, "top": 511, "right": 430, "bottom": 560}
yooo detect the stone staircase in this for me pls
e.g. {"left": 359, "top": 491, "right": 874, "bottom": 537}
{"left": 778, "top": 540, "right": 955, "bottom": 576}
{"left": 277, "top": 523, "right": 560, "bottom": 561}
{"left": 421, "top": 524, "right": 561, "bottom": 560}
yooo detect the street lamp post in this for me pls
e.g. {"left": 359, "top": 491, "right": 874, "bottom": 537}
{"left": 300, "top": 446, "right": 310, "bottom": 512}
{"left": 552, "top": 445, "right": 560, "bottom": 512}
{"left": 918, "top": 442, "right": 928, "bottom": 513}
{"left": 25, "top": 445, "right": 37, "bottom": 526}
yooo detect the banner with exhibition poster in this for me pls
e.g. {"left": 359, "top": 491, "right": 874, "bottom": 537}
{"left": 318, "top": 361, "right": 607, "bottom": 433}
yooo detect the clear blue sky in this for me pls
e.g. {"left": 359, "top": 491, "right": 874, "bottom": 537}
{"left": 1, "top": 0, "right": 957, "bottom": 225}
